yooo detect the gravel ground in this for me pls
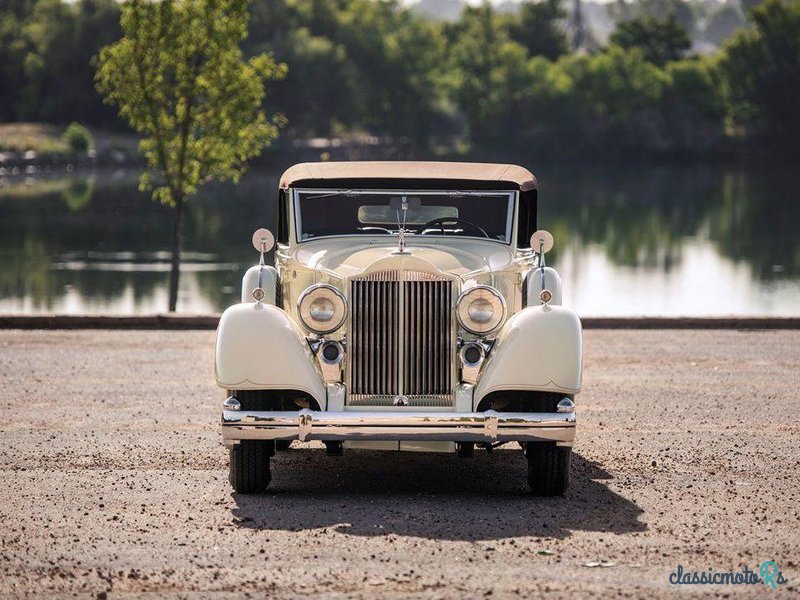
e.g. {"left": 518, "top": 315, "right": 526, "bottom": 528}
{"left": 0, "top": 329, "right": 798, "bottom": 598}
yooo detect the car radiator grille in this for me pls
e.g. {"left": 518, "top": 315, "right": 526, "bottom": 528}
{"left": 348, "top": 270, "right": 453, "bottom": 406}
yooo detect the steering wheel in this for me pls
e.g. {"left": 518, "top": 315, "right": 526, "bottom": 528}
{"left": 419, "top": 217, "right": 490, "bottom": 238}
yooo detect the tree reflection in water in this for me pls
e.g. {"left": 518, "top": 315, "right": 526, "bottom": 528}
{"left": 0, "top": 163, "right": 797, "bottom": 315}
{"left": 540, "top": 163, "right": 800, "bottom": 281}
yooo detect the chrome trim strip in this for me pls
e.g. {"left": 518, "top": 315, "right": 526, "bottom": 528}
{"left": 222, "top": 409, "right": 576, "bottom": 444}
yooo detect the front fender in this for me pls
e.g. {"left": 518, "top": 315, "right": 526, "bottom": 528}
{"left": 474, "top": 304, "right": 582, "bottom": 404}
{"left": 214, "top": 302, "right": 326, "bottom": 407}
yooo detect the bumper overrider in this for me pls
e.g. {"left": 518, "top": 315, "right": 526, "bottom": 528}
{"left": 222, "top": 406, "right": 576, "bottom": 447}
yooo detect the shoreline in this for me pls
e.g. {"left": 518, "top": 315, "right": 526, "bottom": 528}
{"left": 1, "top": 314, "right": 798, "bottom": 330}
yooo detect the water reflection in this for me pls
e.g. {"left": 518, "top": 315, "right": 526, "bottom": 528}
{"left": 0, "top": 163, "right": 798, "bottom": 316}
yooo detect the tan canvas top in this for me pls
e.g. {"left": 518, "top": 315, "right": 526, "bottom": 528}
{"left": 279, "top": 161, "right": 537, "bottom": 191}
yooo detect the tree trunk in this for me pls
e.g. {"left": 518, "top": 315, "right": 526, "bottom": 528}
{"left": 168, "top": 197, "right": 185, "bottom": 313}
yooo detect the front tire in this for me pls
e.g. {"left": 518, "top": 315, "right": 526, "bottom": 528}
{"left": 526, "top": 442, "right": 571, "bottom": 496}
{"left": 229, "top": 441, "right": 273, "bottom": 493}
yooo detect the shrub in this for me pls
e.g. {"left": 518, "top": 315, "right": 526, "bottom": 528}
{"left": 62, "top": 122, "right": 93, "bottom": 155}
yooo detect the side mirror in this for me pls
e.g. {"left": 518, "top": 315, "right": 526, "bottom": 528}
{"left": 531, "top": 230, "right": 554, "bottom": 304}
{"left": 250, "top": 229, "right": 275, "bottom": 299}
{"left": 251, "top": 228, "right": 275, "bottom": 253}
{"left": 530, "top": 230, "right": 553, "bottom": 253}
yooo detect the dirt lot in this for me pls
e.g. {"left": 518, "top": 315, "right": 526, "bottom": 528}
{"left": 0, "top": 329, "right": 798, "bottom": 598}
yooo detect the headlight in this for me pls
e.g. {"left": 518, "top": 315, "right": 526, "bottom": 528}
{"left": 456, "top": 285, "right": 505, "bottom": 335}
{"left": 297, "top": 284, "right": 347, "bottom": 334}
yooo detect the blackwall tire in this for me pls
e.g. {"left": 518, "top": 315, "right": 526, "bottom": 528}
{"left": 229, "top": 441, "right": 273, "bottom": 493}
{"left": 526, "top": 442, "right": 571, "bottom": 496}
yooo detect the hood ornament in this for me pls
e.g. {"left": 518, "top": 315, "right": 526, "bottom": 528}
{"left": 392, "top": 395, "right": 409, "bottom": 406}
{"left": 391, "top": 195, "right": 420, "bottom": 255}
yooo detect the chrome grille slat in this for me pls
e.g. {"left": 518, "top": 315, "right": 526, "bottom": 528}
{"left": 426, "top": 282, "right": 432, "bottom": 392}
{"left": 378, "top": 280, "right": 383, "bottom": 395}
{"left": 419, "top": 282, "right": 424, "bottom": 391}
{"left": 368, "top": 281, "right": 374, "bottom": 394}
{"left": 358, "top": 280, "right": 364, "bottom": 393}
{"left": 350, "top": 270, "right": 452, "bottom": 405}
{"left": 389, "top": 278, "right": 395, "bottom": 394}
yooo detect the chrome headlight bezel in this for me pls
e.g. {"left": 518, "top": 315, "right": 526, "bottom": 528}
{"left": 297, "top": 284, "right": 347, "bottom": 334}
{"left": 456, "top": 285, "right": 506, "bottom": 335}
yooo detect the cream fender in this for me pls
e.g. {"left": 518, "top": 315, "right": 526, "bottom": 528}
{"left": 215, "top": 302, "right": 326, "bottom": 406}
{"left": 474, "top": 304, "right": 582, "bottom": 405}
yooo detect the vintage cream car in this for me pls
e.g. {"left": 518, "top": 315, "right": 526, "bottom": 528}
{"left": 216, "top": 162, "right": 582, "bottom": 495}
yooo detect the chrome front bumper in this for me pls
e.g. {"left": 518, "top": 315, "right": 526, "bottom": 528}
{"left": 222, "top": 408, "right": 576, "bottom": 447}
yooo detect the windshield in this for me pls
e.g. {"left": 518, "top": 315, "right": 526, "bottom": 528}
{"left": 294, "top": 189, "right": 515, "bottom": 242}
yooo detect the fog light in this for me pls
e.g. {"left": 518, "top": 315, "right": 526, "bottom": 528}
{"left": 557, "top": 397, "right": 574, "bottom": 413}
{"left": 223, "top": 396, "right": 241, "bottom": 411}
{"left": 459, "top": 342, "right": 485, "bottom": 367}
{"left": 320, "top": 340, "right": 344, "bottom": 365}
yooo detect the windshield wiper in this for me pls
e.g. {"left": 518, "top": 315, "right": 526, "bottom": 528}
{"left": 303, "top": 190, "right": 354, "bottom": 201}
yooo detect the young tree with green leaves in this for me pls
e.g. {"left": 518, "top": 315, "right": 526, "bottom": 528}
{"left": 95, "top": 0, "right": 286, "bottom": 311}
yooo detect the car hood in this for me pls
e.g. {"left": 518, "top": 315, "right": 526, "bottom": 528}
{"left": 288, "top": 238, "right": 515, "bottom": 279}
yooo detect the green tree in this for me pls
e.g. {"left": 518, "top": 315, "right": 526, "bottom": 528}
{"left": 95, "top": 0, "right": 286, "bottom": 311}
{"left": 266, "top": 28, "right": 358, "bottom": 137}
{"left": 337, "top": 1, "right": 447, "bottom": 138}
{"left": 559, "top": 46, "right": 670, "bottom": 150}
{"left": 609, "top": 14, "right": 691, "bottom": 66}
{"left": 245, "top": 0, "right": 361, "bottom": 136}
{"left": 446, "top": 4, "right": 535, "bottom": 144}
{"left": 609, "top": 0, "right": 696, "bottom": 34}
{"left": 246, "top": 0, "right": 448, "bottom": 143}
{"left": 740, "top": 0, "right": 765, "bottom": 14}
{"left": 508, "top": 0, "right": 569, "bottom": 60}
{"left": 662, "top": 58, "right": 725, "bottom": 150}
{"left": 719, "top": 0, "right": 800, "bottom": 152}
{"left": 0, "top": 8, "right": 28, "bottom": 121}
{"left": 18, "top": 0, "right": 121, "bottom": 125}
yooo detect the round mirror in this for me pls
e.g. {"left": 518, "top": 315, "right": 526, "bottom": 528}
{"left": 530, "top": 229, "right": 554, "bottom": 254}
{"left": 251, "top": 228, "right": 275, "bottom": 253}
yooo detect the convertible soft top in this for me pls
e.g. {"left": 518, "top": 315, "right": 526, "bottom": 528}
{"left": 279, "top": 161, "right": 538, "bottom": 191}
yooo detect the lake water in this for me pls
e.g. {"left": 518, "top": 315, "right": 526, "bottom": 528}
{"left": 1, "top": 162, "right": 799, "bottom": 316}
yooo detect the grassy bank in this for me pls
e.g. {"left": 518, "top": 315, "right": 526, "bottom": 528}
{"left": 0, "top": 122, "right": 140, "bottom": 165}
